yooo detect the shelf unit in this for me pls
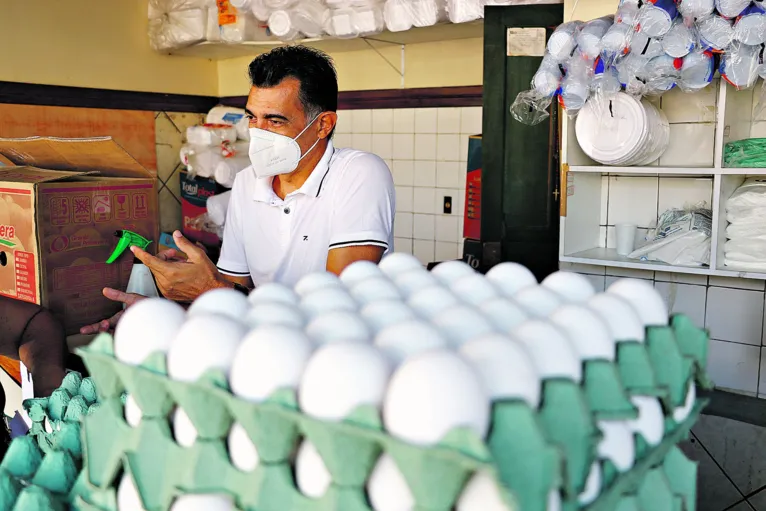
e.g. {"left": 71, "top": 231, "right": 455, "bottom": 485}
{"left": 559, "top": 79, "right": 766, "bottom": 279}
{"left": 169, "top": 21, "right": 485, "bottom": 59}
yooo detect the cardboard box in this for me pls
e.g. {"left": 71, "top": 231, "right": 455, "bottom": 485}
{"left": 0, "top": 137, "right": 158, "bottom": 335}
{"left": 179, "top": 170, "right": 225, "bottom": 261}
{"left": 463, "top": 135, "right": 482, "bottom": 241}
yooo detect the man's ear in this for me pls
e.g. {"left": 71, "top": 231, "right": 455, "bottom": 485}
{"left": 318, "top": 111, "right": 338, "bottom": 139}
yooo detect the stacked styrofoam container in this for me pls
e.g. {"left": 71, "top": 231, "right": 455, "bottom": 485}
{"left": 0, "top": 372, "right": 104, "bottom": 510}
{"left": 67, "top": 254, "right": 710, "bottom": 510}
{"left": 149, "top": 0, "right": 547, "bottom": 50}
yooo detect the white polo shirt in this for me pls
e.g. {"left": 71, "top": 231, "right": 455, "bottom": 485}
{"left": 216, "top": 141, "right": 395, "bottom": 287}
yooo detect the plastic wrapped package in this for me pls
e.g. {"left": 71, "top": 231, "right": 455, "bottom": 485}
{"left": 696, "top": 15, "right": 734, "bottom": 51}
{"left": 547, "top": 21, "right": 584, "bottom": 62}
{"left": 268, "top": 10, "right": 302, "bottom": 39}
{"left": 733, "top": 3, "right": 766, "bottom": 45}
{"left": 678, "top": 0, "right": 714, "bottom": 21}
{"left": 384, "top": 0, "right": 445, "bottom": 31}
{"left": 719, "top": 42, "right": 760, "bottom": 90}
{"left": 269, "top": 0, "right": 328, "bottom": 39}
{"left": 714, "top": 0, "right": 750, "bottom": 19}
{"left": 510, "top": 90, "right": 552, "bottom": 126}
{"left": 725, "top": 177, "right": 766, "bottom": 211}
{"left": 352, "top": 4, "right": 385, "bottom": 36}
{"left": 328, "top": 8, "right": 359, "bottom": 37}
{"left": 251, "top": 0, "right": 273, "bottom": 20}
{"left": 600, "top": 23, "right": 632, "bottom": 62}
{"left": 180, "top": 145, "right": 226, "bottom": 179}
{"left": 148, "top": 0, "right": 208, "bottom": 51}
{"left": 446, "top": 0, "right": 483, "bottom": 23}
{"left": 616, "top": 53, "right": 651, "bottom": 95}
{"left": 576, "top": 16, "right": 614, "bottom": 59}
{"left": 643, "top": 54, "right": 680, "bottom": 95}
{"left": 559, "top": 50, "right": 595, "bottom": 114}
{"left": 186, "top": 124, "right": 239, "bottom": 146}
{"left": 615, "top": 0, "right": 640, "bottom": 26}
{"left": 636, "top": 0, "right": 678, "bottom": 37}
{"left": 661, "top": 19, "right": 695, "bottom": 57}
{"left": 532, "top": 53, "right": 563, "bottom": 97}
{"left": 629, "top": 32, "right": 665, "bottom": 59}
{"left": 724, "top": 178, "right": 766, "bottom": 269}
{"left": 207, "top": 106, "right": 250, "bottom": 141}
{"left": 214, "top": 156, "right": 251, "bottom": 188}
{"left": 628, "top": 206, "right": 712, "bottom": 267}
{"left": 592, "top": 58, "right": 622, "bottom": 98}
{"left": 677, "top": 49, "right": 715, "bottom": 91}
{"left": 206, "top": 191, "right": 232, "bottom": 227}
{"left": 264, "top": 0, "right": 298, "bottom": 8}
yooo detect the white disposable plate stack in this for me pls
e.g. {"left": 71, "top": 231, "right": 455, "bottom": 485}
{"left": 575, "top": 92, "right": 671, "bottom": 166}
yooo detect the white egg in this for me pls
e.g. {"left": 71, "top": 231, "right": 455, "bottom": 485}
{"left": 306, "top": 311, "right": 371, "bottom": 345}
{"left": 479, "top": 298, "right": 529, "bottom": 333}
{"left": 248, "top": 282, "right": 298, "bottom": 306}
{"left": 672, "top": 381, "right": 696, "bottom": 423}
{"left": 549, "top": 305, "right": 615, "bottom": 361}
{"left": 513, "top": 286, "right": 562, "bottom": 317}
{"left": 512, "top": 321, "right": 582, "bottom": 382}
{"left": 230, "top": 326, "right": 314, "bottom": 402}
{"left": 117, "top": 473, "right": 147, "bottom": 511}
{"left": 542, "top": 271, "right": 596, "bottom": 303}
{"left": 597, "top": 420, "right": 635, "bottom": 472}
{"left": 367, "top": 454, "right": 415, "bottom": 511}
{"left": 485, "top": 262, "right": 537, "bottom": 297}
{"left": 578, "top": 462, "right": 602, "bottom": 505}
{"left": 432, "top": 306, "right": 495, "bottom": 348}
{"left": 44, "top": 416, "right": 54, "bottom": 434}
{"left": 459, "top": 334, "right": 540, "bottom": 407}
{"left": 548, "top": 489, "right": 562, "bottom": 511}
{"left": 384, "top": 350, "right": 490, "bottom": 446}
{"left": 296, "top": 440, "right": 331, "bottom": 499}
{"left": 607, "top": 278, "right": 668, "bottom": 326}
{"left": 374, "top": 320, "right": 448, "bottom": 366}
{"left": 299, "top": 343, "right": 392, "bottom": 421}
{"left": 379, "top": 252, "right": 423, "bottom": 277}
{"left": 169, "top": 494, "right": 235, "bottom": 511}
{"left": 227, "top": 422, "right": 260, "bottom": 472}
{"left": 187, "top": 288, "right": 249, "bottom": 321}
{"left": 124, "top": 394, "right": 142, "bottom": 427}
{"left": 340, "top": 260, "right": 385, "bottom": 287}
{"left": 627, "top": 396, "right": 664, "bottom": 446}
{"left": 294, "top": 272, "right": 343, "bottom": 296}
{"left": 393, "top": 270, "right": 439, "bottom": 297}
{"left": 361, "top": 301, "right": 417, "bottom": 333}
{"left": 431, "top": 260, "right": 476, "bottom": 284}
{"left": 114, "top": 298, "right": 186, "bottom": 365}
{"left": 172, "top": 407, "right": 198, "bottom": 448}
{"left": 167, "top": 314, "right": 247, "bottom": 382}
{"left": 244, "top": 302, "right": 305, "bottom": 330}
{"left": 408, "top": 287, "right": 459, "bottom": 319}
{"left": 456, "top": 471, "right": 513, "bottom": 511}
{"left": 351, "top": 278, "right": 401, "bottom": 305}
{"left": 300, "top": 287, "right": 357, "bottom": 317}
{"left": 451, "top": 274, "right": 500, "bottom": 306}
{"left": 588, "top": 294, "right": 645, "bottom": 342}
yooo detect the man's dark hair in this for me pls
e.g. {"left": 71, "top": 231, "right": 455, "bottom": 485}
{"left": 249, "top": 46, "right": 338, "bottom": 120}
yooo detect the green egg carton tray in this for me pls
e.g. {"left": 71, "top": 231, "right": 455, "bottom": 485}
{"left": 71, "top": 313, "right": 712, "bottom": 511}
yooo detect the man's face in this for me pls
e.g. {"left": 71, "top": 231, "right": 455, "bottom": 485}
{"left": 245, "top": 78, "right": 334, "bottom": 156}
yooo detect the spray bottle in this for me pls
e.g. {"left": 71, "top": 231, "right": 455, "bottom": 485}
{"left": 107, "top": 230, "right": 159, "bottom": 302}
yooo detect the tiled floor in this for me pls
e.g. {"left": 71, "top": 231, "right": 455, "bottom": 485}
{"left": 682, "top": 414, "right": 766, "bottom": 510}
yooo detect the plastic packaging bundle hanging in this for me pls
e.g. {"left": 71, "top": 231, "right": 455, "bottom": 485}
{"left": 677, "top": 49, "right": 715, "bottom": 91}
{"left": 511, "top": 90, "right": 552, "bottom": 126}
{"left": 207, "top": 106, "right": 250, "bottom": 141}
{"left": 660, "top": 19, "right": 695, "bottom": 58}
{"left": 206, "top": 191, "right": 232, "bottom": 227}
{"left": 384, "top": 0, "right": 446, "bottom": 32}
{"left": 547, "top": 21, "right": 584, "bottom": 62}
{"left": 677, "top": 0, "right": 714, "bottom": 21}
{"left": 576, "top": 16, "right": 614, "bottom": 59}
{"left": 186, "top": 124, "right": 239, "bottom": 147}
{"left": 628, "top": 204, "right": 713, "bottom": 267}
{"left": 733, "top": 3, "right": 766, "bottom": 45}
{"left": 446, "top": 0, "right": 483, "bottom": 23}
{"left": 715, "top": 0, "right": 750, "bottom": 19}
{"left": 269, "top": 0, "right": 329, "bottom": 40}
{"left": 148, "top": 0, "right": 208, "bottom": 51}
{"left": 636, "top": 0, "right": 679, "bottom": 37}
{"left": 696, "top": 14, "right": 734, "bottom": 51}
{"left": 560, "top": 50, "right": 595, "bottom": 114}
{"left": 720, "top": 41, "right": 760, "bottom": 90}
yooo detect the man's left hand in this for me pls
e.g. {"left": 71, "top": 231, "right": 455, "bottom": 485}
{"left": 132, "top": 230, "right": 228, "bottom": 302}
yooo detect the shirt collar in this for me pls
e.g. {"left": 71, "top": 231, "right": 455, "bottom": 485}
{"left": 252, "top": 140, "right": 335, "bottom": 203}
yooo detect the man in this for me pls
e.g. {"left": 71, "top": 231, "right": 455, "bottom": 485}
{"left": 81, "top": 46, "right": 395, "bottom": 334}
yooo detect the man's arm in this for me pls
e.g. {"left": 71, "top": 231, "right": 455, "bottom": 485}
{"left": 326, "top": 245, "right": 386, "bottom": 276}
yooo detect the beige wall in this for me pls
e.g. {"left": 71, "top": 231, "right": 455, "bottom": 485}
{"left": 565, "top": 0, "right": 619, "bottom": 22}
{"left": 0, "top": 0, "right": 218, "bottom": 96}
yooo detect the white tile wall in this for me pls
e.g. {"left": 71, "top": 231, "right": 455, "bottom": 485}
{"left": 336, "top": 106, "right": 480, "bottom": 265}
{"left": 561, "top": 262, "right": 766, "bottom": 397}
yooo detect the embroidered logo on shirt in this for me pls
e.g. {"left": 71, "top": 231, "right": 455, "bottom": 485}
{"left": 303, "top": 236, "right": 309, "bottom": 241}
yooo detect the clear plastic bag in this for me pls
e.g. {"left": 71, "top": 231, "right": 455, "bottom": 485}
{"left": 510, "top": 90, "right": 552, "bottom": 126}
{"left": 719, "top": 41, "right": 760, "bottom": 90}
{"left": 384, "top": 0, "right": 446, "bottom": 32}
{"left": 148, "top": 0, "right": 208, "bottom": 51}
{"left": 206, "top": 191, "right": 233, "bottom": 227}
{"left": 627, "top": 203, "right": 712, "bottom": 267}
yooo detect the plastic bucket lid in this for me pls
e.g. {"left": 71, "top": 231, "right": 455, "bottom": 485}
{"left": 715, "top": 0, "right": 751, "bottom": 18}
{"left": 733, "top": 5, "right": 766, "bottom": 45}
{"left": 268, "top": 10, "right": 300, "bottom": 39}
{"left": 630, "top": 31, "right": 665, "bottom": 58}
{"left": 560, "top": 77, "right": 590, "bottom": 111}
{"left": 643, "top": 54, "right": 679, "bottom": 94}
{"left": 533, "top": 69, "right": 562, "bottom": 97}
{"left": 678, "top": 0, "right": 714, "bottom": 19}
{"left": 720, "top": 44, "right": 760, "bottom": 89}
{"left": 661, "top": 20, "right": 695, "bottom": 57}
{"left": 575, "top": 93, "right": 649, "bottom": 165}
{"left": 548, "top": 31, "right": 578, "bottom": 61}
{"left": 637, "top": 2, "right": 677, "bottom": 37}
{"left": 697, "top": 15, "right": 734, "bottom": 50}
{"left": 601, "top": 23, "right": 631, "bottom": 56}
{"left": 679, "top": 50, "right": 715, "bottom": 89}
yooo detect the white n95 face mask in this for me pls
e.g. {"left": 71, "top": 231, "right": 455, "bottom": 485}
{"left": 248, "top": 115, "right": 321, "bottom": 178}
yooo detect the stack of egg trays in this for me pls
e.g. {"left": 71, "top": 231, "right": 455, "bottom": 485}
{"left": 0, "top": 371, "right": 106, "bottom": 510}
{"left": 74, "top": 313, "right": 712, "bottom": 511}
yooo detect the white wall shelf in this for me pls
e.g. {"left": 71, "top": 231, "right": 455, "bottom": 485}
{"left": 560, "top": 79, "right": 766, "bottom": 280}
{"left": 169, "top": 21, "right": 485, "bottom": 59}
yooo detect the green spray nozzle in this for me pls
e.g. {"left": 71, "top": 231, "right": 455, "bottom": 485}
{"left": 106, "top": 230, "right": 152, "bottom": 264}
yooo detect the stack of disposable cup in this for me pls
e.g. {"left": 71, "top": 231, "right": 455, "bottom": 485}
{"left": 601, "top": 23, "right": 632, "bottom": 60}
{"left": 532, "top": 54, "right": 563, "bottom": 97}
{"left": 575, "top": 92, "right": 671, "bottom": 166}
{"left": 661, "top": 19, "right": 695, "bottom": 57}
{"left": 547, "top": 21, "right": 583, "bottom": 62}
{"left": 616, "top": 53, "right": 651, "bottom": 95}
{"left": 215, "top": 156, "right": 251, "bottom": 188}
{"left": 643, "top": 54, "right": 680, "bottom": 95}
{"left": 629, "top": 32, "right": 664, "bottom": 59}
{"left": 678, "top": 0, "right": 714, "bottom": 20}
{"left": 636, "top": 0, "right": 678, "bottom": 37}
{"left": 677, "top": 49, "right": 715, "bottom": 91}
{"left": 384, "top": 0, "right": 415, "bottom": 31}
{"left": 733, "top": 4, "right": 766, "bottom": 45}
{"left": 576, "top": 16, "right": 613, "bottom": 59}
{"left": 446, "top": 0, "right": 483, "bottom": 23}
{"left": 696, "top": 15, "right": 734, "bottom": 51}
